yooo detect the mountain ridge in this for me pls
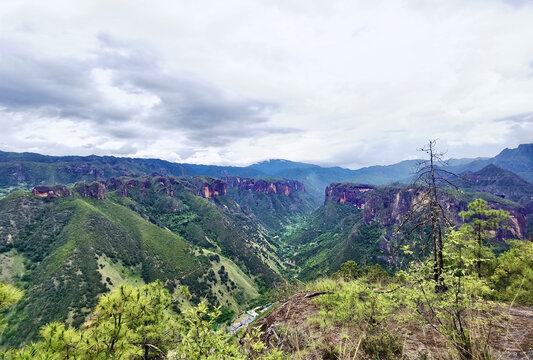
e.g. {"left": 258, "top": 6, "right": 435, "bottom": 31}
{"left": 1, "top": 143, "right": 532, "bottom": 204}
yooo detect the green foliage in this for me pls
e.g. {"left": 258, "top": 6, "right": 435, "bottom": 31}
{"left": 362, "top": 264, "right": 390, "bottom": 285}
{"left": 307, "top": 199, "right": 521, "bottom": 360}
{"left": 0, "top": 283, "right": 22, "bottom": 333}
{"left": 459, "top": 199, "right": 509, "bottom": 278}
{"left": 308, "top": 277, "right": 405, "bottom": 359}
{"left": 460, "top": 198, "right": 509, "bottom": 239}
{"left": 490, "top": 240, "right": 533, "bottom": 304}
{"left": 332, "top": 261, "right": 361, "bottom": 280}
{"left": 312, "top": 278, "right": 398, "bottom": 327}
{"left": 2, "top": 282, "right": 286, "bottom": 360}
{"left": 168, "top": 302, "right": 243, "bottom": 359}
{"left": 396, "top": 227, "right": 495, "bottom": 360}
{"left": 225, "top": 187, "right": 315, "bottom": 232}
{"left": 113, "top": 177, "right": 282, "bottom": 288}
{"left": 282, "top": 203, "right": 368, "bottom": 280}
{"left": 0, "top": 193, "right": 207, "bottom": 346}
{"left": 360, "top": 327, "right": 403, "bottom": 360}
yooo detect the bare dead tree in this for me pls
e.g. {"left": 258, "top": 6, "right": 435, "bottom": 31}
{"left": 397, "top": 140, "right": 460, "bottom": 291}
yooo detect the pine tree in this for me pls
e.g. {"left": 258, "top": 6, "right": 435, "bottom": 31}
{"left": 459, "top": 199, "right": 509, "bottom": 277}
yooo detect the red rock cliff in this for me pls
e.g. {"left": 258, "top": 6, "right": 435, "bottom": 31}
{"left": 32, "top": 185, "right": 72, "bottom": 199}
{"left": 325, "top": 182, "right": 529, "bottom": 241}
{"left": 74, "top": 182, "right": 106, "bottom": 200}
{"left": 224, "top": 177, "right": 305, "bottom": 196}
{"left": 200, "top": 180, "right": 227, "bottom": 199}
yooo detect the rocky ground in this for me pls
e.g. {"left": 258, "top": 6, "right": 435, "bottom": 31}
{"left": 251, "top": 292, "right": 533, "bottom": 359}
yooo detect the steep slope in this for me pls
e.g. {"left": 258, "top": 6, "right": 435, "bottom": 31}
{"left": 1, "top": 173, "right": 311, "bottom": 346}
{"left": 103, "top": 176, "right": 284, "bottom": 287}
{"left": 223, "top": 176, "right": 317, "bottom": 231}
{"left": 0, "top": 191, "right": 210, "bottom": 346}
{"left": 283, "top": 183, "right": 531, "bottom": 280}
{"left": 281, "top": 202, "right": 366, "bottom": 280}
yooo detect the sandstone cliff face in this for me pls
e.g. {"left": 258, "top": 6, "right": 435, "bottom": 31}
{"left": 224, "top": 177, "right": 304, "bottom": 196}
{"left": 105, "top": 176, "right": 228, "bottom": 200}
{"left": 74, "top": 182, "right": 106, "bottom": 200}
{"left": 325, "top": 183, "right": 529, "bottom": 240}
{"left": 201, "top": 180, "right": 227, "bottom": 199}
{"left": 32, "top": 185, "right": 72, "bottom": 199}
{"left": 106, "top": 178, "right": 140, "bottom": 197}
{"left": 325, "top": 183, "right": 375, "bottom": 208}
{"left": 29, "top": 175, "right": 305, "bottom": 206}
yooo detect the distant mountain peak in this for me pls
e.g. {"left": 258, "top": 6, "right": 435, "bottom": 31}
{"left": 475, "top": 163, "right": 506, "bottom": 175}
{"left": 498, "top": 143, "right": 533, "bottom": 156}
{"left": 249, "top": 159, "right": 318, "bottom": 171}
{"left": 254, "top": 159, "right": 292, "bottom": 164}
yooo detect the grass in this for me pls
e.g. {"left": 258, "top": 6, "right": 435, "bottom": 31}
{"left": 0, "top": 250, "right": 25, "bottom": 283}
{"left": 217, "top": 256, "right": 260, "bottom": 299}
{"left": 201, "top": 249, "right": 260, "bottom": 311}
{"left": 79, "top": 197, "right": 199, "bottom": 277}
{"left": 96, "top": 254, "right": 144, "bottom": 290}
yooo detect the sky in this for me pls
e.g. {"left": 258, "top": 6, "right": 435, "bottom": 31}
{"left": 0, "top": 0, "right": 532, "bottom": 169}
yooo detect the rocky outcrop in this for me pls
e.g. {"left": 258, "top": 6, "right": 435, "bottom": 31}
{"left": 77, "top": 175, "right": 302, "bottom": 202}
{"left": 105, "top": 176, "right": 228, "bottom": 200}
{"left": 74, "top": 182, "right": 106, "bottom": 200}
{"left": 325, "top": 182, "right": 529, "bottom": 240}
{"left": 32, "top": 185, "right": 72, "bottom": 199}
{"left": 325, "top": 183, "right": 375, "bottom": 208}
{"left": 224, "top": 177, "right": 304, "bottom": 196}
{"left": 200, "top": 180, "right": 226, "bottom": 199}
{"left": 106, "top": 178, "right": 134, "bottom": 197}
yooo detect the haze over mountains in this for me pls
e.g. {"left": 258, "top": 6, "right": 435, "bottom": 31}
{"left": 1, "top": 143, "right": 532, "bottom": 200}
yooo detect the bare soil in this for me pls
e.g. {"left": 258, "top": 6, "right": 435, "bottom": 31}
{"left": 251, "top": 292, "right": 533, "bottom": 359}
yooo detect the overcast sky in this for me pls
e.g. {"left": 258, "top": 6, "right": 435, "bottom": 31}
{"left": 0, "top": 0, "right": 532, "bottom": 169}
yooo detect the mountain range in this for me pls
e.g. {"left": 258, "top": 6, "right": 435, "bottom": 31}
{"left": 2, "top": 144, "right": 532, "bottom": 202}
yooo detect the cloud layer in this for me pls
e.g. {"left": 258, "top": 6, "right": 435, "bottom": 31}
{"left": 0, "top": 0, "right": 532, "bottom": 168}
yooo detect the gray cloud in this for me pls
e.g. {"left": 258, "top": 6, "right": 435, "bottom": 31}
{"left": 1, "top": 1, "right": 532, "bottom": 167}
{"left": 500, "top": 0, "right": 533, "bottom": 8}
{"left": 494, "top": 112, "right": 533, "bottom": 124}
{"left": 0, "top": 35, "right": 293, "bottom": 148}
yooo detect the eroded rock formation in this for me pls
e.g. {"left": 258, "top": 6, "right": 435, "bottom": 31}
{"left": 32, "top": 185, "right": 72, "bottom": 199}
{"left": 325, "top": 182, "right": 529, "bottom": 240}
{"left": 74, "top": 182, "right": 106, "bottom": 200}
{"left": 224, "top": 177, "right": 304, "bottom": 196}
{"left": 201, "top": 180, "right": 226, "bottom": 198}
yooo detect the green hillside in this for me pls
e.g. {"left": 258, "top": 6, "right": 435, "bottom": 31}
{"left": 282, "top": 184, "right": 531, "bottom": 281}
{"left": 0, "top": 173, "right": 320, "bottom": 346}
{"left": 0, "top": 191, "right": 213, "bottom": 346}
{"left": 105, "top": 176, "right": 284, "bottom": 287}
{"left": 280, "top": 202, "right": 393, "bottom": 280}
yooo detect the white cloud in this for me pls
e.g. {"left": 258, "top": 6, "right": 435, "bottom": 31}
{"left": 0, "top": 0, "right": 532, "bottom": 168}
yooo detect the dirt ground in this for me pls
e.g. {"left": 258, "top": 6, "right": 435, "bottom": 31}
{"left": 251, "top": 292, "right": 533, "bottom": 359}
